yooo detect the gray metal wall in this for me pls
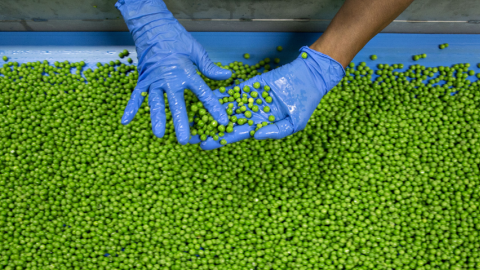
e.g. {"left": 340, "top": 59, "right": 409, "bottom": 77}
{"left": 1, "top": 0, "right": 479, "bottom": 33}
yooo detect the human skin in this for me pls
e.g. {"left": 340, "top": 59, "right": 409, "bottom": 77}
{"left": 310, "top": 0, "right": 415, "bottom": 68}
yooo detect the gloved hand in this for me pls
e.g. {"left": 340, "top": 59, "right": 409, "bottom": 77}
{"left": 201, "top": 46, "right": 345, "bottom": 150}
{"left": 116, "top": 0, "right": 231, "bottom": 145}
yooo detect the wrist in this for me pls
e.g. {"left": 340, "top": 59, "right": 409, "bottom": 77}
{"left": 299, "top": 46, "right": 345, "bottom": 91}
{"left": 309, "top": 34, "right": 352, "bottom": 69}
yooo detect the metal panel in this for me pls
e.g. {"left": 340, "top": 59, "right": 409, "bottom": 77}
{"left": 0, "top": 0, "right": 479, "bottom": 33}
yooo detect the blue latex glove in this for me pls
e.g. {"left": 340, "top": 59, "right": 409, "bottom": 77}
{"left": 116, "top": 0, "right": 231, "bottom": 145}
{"left": 201, "top": 46, "right": 345, "bottom": 150}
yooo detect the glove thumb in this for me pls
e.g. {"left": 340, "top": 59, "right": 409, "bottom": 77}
{"left": 254, "top": 118, "right": 295, "bottom": 140}
{"left": 195, "top": 50, "right": 232, "bottom": 81}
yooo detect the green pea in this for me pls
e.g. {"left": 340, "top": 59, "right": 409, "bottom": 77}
{"left": 237, "top": 118, "right": 247, "bottom": 125}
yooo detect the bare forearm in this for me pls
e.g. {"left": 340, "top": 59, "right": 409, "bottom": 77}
{"left": 311, "top": 0, "right": 414, "bottom": 68}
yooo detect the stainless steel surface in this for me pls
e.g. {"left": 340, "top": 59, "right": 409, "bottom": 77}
{"left": 0, "top": 0, "right": 479, "bottom": 33}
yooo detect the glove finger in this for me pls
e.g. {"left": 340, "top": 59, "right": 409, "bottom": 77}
{"left": 148, "top": 85, "right": 166, "bottom": 138}
{"left": 166, "top": 89, "right": 190, "bottom": 145}
{"left": 212, "top": 87, "right": 233, "bottom": 99}
{"left": 121, "top": 84, "right": 149, "bottom": 125}
{"left": 189, "top": 77, "right": 229, "bottom": 126}
{"left": 195, "top": 49, "right": 232, "bottom": 81}
{"left": 254, "top": 117, "right": 295, "bottom": 140}
{"left": 200, "top": 121, "right": 255, "bottom": 151}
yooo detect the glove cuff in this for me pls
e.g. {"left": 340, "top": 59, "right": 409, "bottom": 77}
{"left": 298, "top": 46, "right": 345, "bottom": 92}
{"left": 115, "top": 0, "right": 175, "bottom": 35}
{"left": 115, "top": 0, "right": 169, "bottom": 16}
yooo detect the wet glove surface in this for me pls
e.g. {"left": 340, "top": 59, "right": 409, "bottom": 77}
{"left": 201, "top": 46, "right": 345, "bottom": 150}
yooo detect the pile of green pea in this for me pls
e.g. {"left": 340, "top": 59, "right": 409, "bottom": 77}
{"left": 189, "top": 58, "right": 278, "bottom": 143}
{"left": 190, "top": 82, "right": 275, "bottom": 143}
{"left": 0, "top": 53, "right": 480, "bottom": 270}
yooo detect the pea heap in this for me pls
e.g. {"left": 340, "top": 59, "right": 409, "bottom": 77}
{"left": 191, "top": 59, "right": 277, "bottom": 143}
{"left": 0, "top": 51, "right": 480, "bottom": 270}
{"left": 189, "top": 83, "right": 275, "bottom": 143}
